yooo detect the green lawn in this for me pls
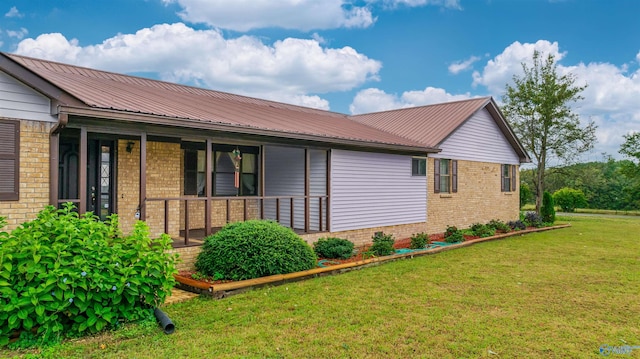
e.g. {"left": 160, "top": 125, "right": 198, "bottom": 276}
{"left": 4, "top": 215, "right": 640, "bottom": 358}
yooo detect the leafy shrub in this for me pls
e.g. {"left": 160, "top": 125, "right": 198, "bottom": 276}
{"left": 553, "top": 187, "right": 588, "bottom": 213}
{"left": 469, "top": 223, "right": 496, "bottom": 238}
{"left": 370, "top": 232, "right": 395, "bottom": 256}
{"left": 508, "top": 220, "right": 527, "bottom": 230}
{"left": 0, "top": 204, "right": 178, "bottom": 347}
{"left": 195, "top": 220, "right": 316, "bottom": 281}
{"left": 487, "top": 219, "right": 511, "bottom": 233}
{"left": 410, "top": 232, "right": 428, "bottom": 249}
{"left": 523, "top": 211, "right": 543, "bottom": 228}
{"left": 444, "top": 225, "right": 464, "bottom": 243}
{"left": 313, "top": 237, "right": 354, "bottom": 259}
{"left": 541, "top": 191, "right": 556, "bottom": 223}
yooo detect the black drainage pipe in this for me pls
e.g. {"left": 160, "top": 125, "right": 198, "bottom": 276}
{"left": 154, "top": 308, "right": 175, "bottom": 334}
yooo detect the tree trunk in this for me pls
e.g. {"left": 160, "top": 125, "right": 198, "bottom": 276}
{"left": 535, "top": 157, "right": 545, "bottom": 213}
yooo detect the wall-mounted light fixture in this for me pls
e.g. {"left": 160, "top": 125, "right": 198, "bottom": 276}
{"left": 126, "top": 141, "right": 135, "bottom": 153}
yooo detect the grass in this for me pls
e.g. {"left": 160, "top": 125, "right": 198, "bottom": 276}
{"left": 521, "top": 204, "right": 640, "bottom": 216}
{"left": 3, "top": 215, "right": 640, "bottom": 358}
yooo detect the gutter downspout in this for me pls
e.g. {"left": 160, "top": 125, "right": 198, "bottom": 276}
{"left": 49, "top": 111, "right": 68, "bottom": 206}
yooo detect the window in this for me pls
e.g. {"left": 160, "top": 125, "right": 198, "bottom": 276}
{"left": 184, "top": 144, "right": 259, "bottom": 196}
{"left": 0, "top": 120, "right": 19, "bottom": 201}
{"left": 434, "top": 158, "right": 457, "bottom": 194}
{"left": 501, "top": 164, "right": 517, "bottom": 192}
{"left": 412, "top": 158, "right": 426, "bottom": 176}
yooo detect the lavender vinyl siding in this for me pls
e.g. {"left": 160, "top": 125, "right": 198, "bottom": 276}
{"left": 330, "top": 149, "right": 426, "bottom": 232}
{"left": 264, "top": 146, "right": 305, "bottom": 228}
{"left": 309, "top": 149, "right": 327, "bottom": 231}
{"left": 0, "top": 71, "right": 54, "bottom": 122}
{"left": 433, "top": 108, "right": 519, "bottom": 164}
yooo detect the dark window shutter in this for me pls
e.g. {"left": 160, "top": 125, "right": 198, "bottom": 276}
{"left": 451, "top": 160, "right": 458, "bottom": 193}
{"left": 434, "top": 158, "right": 440, "bottom": 193}
{"left": 501, "top": 164, "right": 506, "bottom": 192}
{"left": 0, "top": 120, "right": 19, "bottom": 201}
{"left": 511, "top": 165, "right": 517, "bottom": 192}
{"left": 184, "top": 149, "right": 198, "bottom": 195}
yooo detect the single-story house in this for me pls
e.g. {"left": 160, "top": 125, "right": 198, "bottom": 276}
{"left": 0, "top": 53, "right": 529, "bottom": 270}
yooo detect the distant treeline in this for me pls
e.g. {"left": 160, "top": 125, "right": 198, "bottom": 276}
{"left": 520, "top": 160, "right": 640, "bottom": 211}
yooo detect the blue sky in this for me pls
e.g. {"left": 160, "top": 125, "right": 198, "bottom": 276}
{"left": 1, "top": 0, "right": 639, "bottom": 161}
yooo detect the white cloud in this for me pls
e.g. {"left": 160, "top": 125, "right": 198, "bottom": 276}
{"left": 382, "top": 0, "right": 462, "bottom": 10}
{"left": 472, "top": 40, "right": 640, "bottom": 159}
{"left": 6, "top": 27, "right": 28, "bottom": 39}
{"left": 164, "top": 0, "right": 375, "bottom": 31}
{"left": 350, "top": 87, "right": 472, "bottom": 114}
{"left": 448, "top": 55, "right": 481, "bottom": 74}
{"left": 14, "top": 23, "right": 381, "bottom": 110}
{"left": 5, "top": 6, "right": 23, "bottom": 18}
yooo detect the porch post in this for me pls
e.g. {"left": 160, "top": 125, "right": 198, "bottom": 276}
{"left": 139, "top": 132, "right": 147, "bottom": 221}
{"left": 326, "top": 150, "right": 331, "bottom": 232}
{"left": 260, "top": 145, "right": 266, "bottom": 219}
{"left": 304, "top": 148, "right": 310, "bottom": 232}
{"left": 78, "top": 127, "right": 87, "bottom": 213}
{"left": 205, "top": 138, "right": 212, "bottom": 236}
{"left": 49, "top": 133, "right": 59, "bottom": 206}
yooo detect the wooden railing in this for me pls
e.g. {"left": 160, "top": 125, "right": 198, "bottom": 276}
{"left": 145, "top": 195, "right": 329, "bottom": 246}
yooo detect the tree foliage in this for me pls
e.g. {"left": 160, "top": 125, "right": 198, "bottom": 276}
{"left": 553, "top": 187, "right": 587, "bottom": 212}
{"left": 619, "top": 132, "right": 640, "bottom": 179}
{"left": 541, "top": 191, "right": 556, "bottom": 223}
{"left": 503, "top": 51, "right": 596, "bottom": 213}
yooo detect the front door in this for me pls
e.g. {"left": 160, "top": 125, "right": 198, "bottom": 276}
{"left": 59, "top": 135, "right": 115, "bottom": 220}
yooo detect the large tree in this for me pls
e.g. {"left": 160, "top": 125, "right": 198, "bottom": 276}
{"left": 619, "top": 132, "right": 640, "bottom": 177}
{"left": 502, "top": 51, "right": 597, "bottom": 212}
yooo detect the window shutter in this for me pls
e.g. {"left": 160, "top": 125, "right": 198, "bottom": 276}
{"left": 0, "top": 120, "right": 19, "bottom": 201}
{"left": 511, "top": 165, "right": 517, "bottom": 192}
{"left": 184, "top": 150, "right": 198, "bottom": 195}
{"left": 501, "top": 164, "right": 506, "bottom": 192}
{"left": 434, "top": 159, "right": 440, "bottom": 193}
{"left": 451, "top": 160, "right": 458, "bottom": 193}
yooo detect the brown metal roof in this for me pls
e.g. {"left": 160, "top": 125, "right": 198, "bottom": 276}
{"left": 350, "top": 97, "right": 530, "bottom": 162}
{"left": 3, "top": 53, "right": 436, "bottom": 153}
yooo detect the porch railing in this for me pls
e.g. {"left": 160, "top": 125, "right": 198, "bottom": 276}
{"left": 145, "top": 195, "right": 329, "bottom": 246}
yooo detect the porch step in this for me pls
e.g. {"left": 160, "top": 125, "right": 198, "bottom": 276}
{"left": 164, "top": 288, "right": 199, "bottom": 305}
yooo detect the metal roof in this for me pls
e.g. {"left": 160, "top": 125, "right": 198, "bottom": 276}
{"left": 3, "top": 53, "right": 435, "bottom": 153}
{"left": 350, "top": 97, "right": 530, "bottom": 162}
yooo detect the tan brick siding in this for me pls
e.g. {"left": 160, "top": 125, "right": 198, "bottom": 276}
{"left": 0, "top": 119, "right": 53, "bottom": 231}
{"left": 426, "top": 158, "right": 519, "bottom": 234}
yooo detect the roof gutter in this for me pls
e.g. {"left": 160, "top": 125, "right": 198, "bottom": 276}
{"left": 58, "top": 105, "right": 440, "bottom": 155}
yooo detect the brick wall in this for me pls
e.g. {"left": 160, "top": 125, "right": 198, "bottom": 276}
{"left": 0, "top": 119, "right": 52, "bottom": 231}
{"left": 426, "top": 158, "right": 519, "bottom": 234}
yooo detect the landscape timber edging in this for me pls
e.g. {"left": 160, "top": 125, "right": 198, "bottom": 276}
{"left": 174, "top": 224, "right": 572, "bottom": 299}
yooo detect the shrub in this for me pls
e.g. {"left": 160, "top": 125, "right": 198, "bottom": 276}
{"left": 520, "top": 182, "right": 532, "bottom": 209}
{"left": 0, "top": 204, "right": 177, "bottom": 347}
{"left": 444, "top": 225, "right": 464, "bottom": 243}
{"left": 508, "top": 220, "right": 527, "bottom": 230}
{"left": 541, "top": 191, "right": 556, "bottom": 223}
{"left": 195, "top": 220, "right": 316, "bottom": 281}
{"left": 313, "top": 237, "right": 354, "bottom": 259}
{"left": 469, "top": 223, "right": 496, "bottom": 238}
{"left": 370, "top": 232, "right": 395, "bottom": 256}
{"left": 487, "top": 219, "right": 511, "bottom": 233}
{"left": 523, "top": 211, "right": 544, "bottom": 228}
{"left": 410, "top": 232, "right": 428, "bottom": 249}
{"left": 553, "top": 187, "right": 588, "bottom": 213}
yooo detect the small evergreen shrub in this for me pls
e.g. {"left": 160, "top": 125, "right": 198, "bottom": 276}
{"left": 444, "top": 225, "right": 464, "bottom": 243}
{"left": 409, "top": 232, "right": 428, "bottom": 249}
{"left": 469, "top": 223, "right": 496, "bottom": 238}
{"left": 523, "top": 211, "right": 544, "bottom": 228}
{"left": 507, "top": 220, "right": 527, "bottom": 231}
{"left": 313, "top": 237, "right": 354, "bottom": 259}
{"left": 487, "top": 219, "right": 511, "bottom": 233}
{"left": 370, "top": 232, "right": 395, "bottom": 256}
{"left": 0, "top": 204, "right": 177, "bottom": 347}
{"left": 553, "top": 187, "right": 587, "bottom": 213}
{"left": 195, "top": 220, "right": 316, "bottom": 281}
{"left": 541, "top": 191, "right": 556, "bottom": 223}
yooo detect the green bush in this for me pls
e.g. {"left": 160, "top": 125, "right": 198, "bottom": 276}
{"left": 553, "top": 187, "right": 588, "bottom": 213}
{"left": 469, "top": 223, "right": 496, "bottom": 238}
{"left": 444, "top": 225, "right": 464, "bottom": 243}
{"left": 0, "top": 204, "right": 178, "bottom": 347}
{"left": 487, "top": 219, "right": 511, "bottom": 233}
{"left": 370, "top": 232, "right": 395, "bottom": 256}
{"left": 522, "top": 211, "right": 544, "bottom": 228}
{"left": 541, "top": 191, "right": 556, "bottom": 223}
{"left": 195, "top": 220, "right": 316, "bottom": 281}
{"left": 313, "top": 237, "right": 354, "bottom": 259}
{"left": 409, "top": 232, "right": 428, "bottom": 249}
{"left": 520, "top": 182, "right": 532, "bottom": 209}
